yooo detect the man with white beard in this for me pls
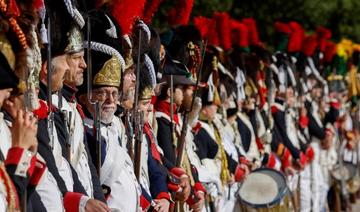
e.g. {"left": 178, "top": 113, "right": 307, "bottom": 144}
{"left": 78, "top": 42, "right": 141, "bottom": 211}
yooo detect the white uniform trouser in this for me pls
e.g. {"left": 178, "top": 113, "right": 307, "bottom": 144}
{"left": 218, "top": 183, "right": 239, "bottom": 212}
{"left": 310, "top": 142, "right": 323, "bottom": 212}
{"left": 300, "top": 165, "right": 311, "bottom": 212}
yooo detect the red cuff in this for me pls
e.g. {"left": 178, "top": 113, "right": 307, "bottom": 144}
{"left": 239, "top": 156, "right": 250, "bottom": 166}
{"left": 29, "top": 159, "right": 46, "bottom": 186}
{"left": 5, "top": 147, "right": 25, "bottom": 166}
{"left": 193, "top": 182, "right": 206, "bottom": 194}
{"left": 27, "top": 156, "right": 37, "bottom": 176}
{"left": 299, "top": 152, "right": 307, "bottom": 167}
{"left": 168, "top": 182, "right": 181, "bottom": 192}
{"left": 266, "top": 153, "right": 277, "bottom": 169}
{"left": 281, "top": 148, "right": 292, "bottom": 169}
{"left": 234, "top": 165, "right": 246, "bottom": 182}
{"left": 156, "top": 192, "right": 171, "bottom": 201}
{"left": 299, "top": 116, "right": 309, "bottom": 129}
{"left": 140, "top": 195, "right": 151, "bottom": 211}
{"left": 64, "top": 192, "right": 83, "bottom": 212}
{"left": 305, "top": 146, "right": 315, "bottom": 163}
{"left": 170, "top": 167, "right": 186, "bottom": 177}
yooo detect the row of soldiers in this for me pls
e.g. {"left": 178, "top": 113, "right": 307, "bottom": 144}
{"left": 0, "top": 0, "right": 359, "bottom": 211}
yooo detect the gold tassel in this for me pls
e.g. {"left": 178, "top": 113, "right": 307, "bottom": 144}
{"left": 213, "top": 124, "right": 231, "bottom": 185}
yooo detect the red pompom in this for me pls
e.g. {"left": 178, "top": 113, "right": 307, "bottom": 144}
{"left": 207, "top": 17, "right": 220, "bottom": 46}
{"left": 302, "top": 35, "right": 318, "bottom": 57}
{"left": 109, "top": 0, "right": 147, "bottom": 35}
{"left": 231, "top": 19, "right": 249, "bottom": 48}
{"left": 316, "top": 26, "right": 332, "bottom": 53}
{"left": 167, "top": 0, "right": 194, "bottom": 26}
{"left": 274, "top": 22, "right": 291, "bottom": 34}
{"left": 324, "top": 41, "right": 337, "bottom": 63}
{"left": 32, "top": 0, "right": 44, "bottom": 11}
{"left": 142, "top": 0, "right": 163, "bottom": 24}
{"left": 287, "top": 21, "right": 304, "bottom": 53}
{"left": 7, "top": 0, "right": 20, "bottom": 17}
{"left": 214, "top": 12, "right": 232, "bottom": 50}
{"left": 193, "top": 16, "right": 212, "bottom": 39}
{"left": 242, "top": 17, "right": 260, "bottom": 46}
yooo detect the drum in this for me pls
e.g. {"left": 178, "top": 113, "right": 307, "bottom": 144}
{"left": 331, "top": 162, "right": 357, "bottom": 182}
{"left": 237, "top": 168, "right": 289, "bottom": 211}
{"left": 331, "top": 162, "right": 360, "bottom": 194}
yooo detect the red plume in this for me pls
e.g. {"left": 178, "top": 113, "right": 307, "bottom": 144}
{"left": 231, "top": 19, "right": 249, "bottom": 48}
{"left": 324, "top": 41, "right": 336, "bottom": 63}
{"left": 207, "top": 18, "right": 220, "bottom": 46}
{"left": 242, "top": 17, "right": 260, "bottom": 46}
{"left": 193, "top": 16, "right": 211, "bottom": 38}
{"left": 213, "top": 12, "right": 232, "bottom": 50}
{"left": 142, "top": 0, "right": 163, "bottom": 24}
{"left": 316, "top": 26, "right": 332, "bottom": 52}
{"left": 274, "top": 22, "right": 291, "bottom": 34}
{"left": 287, "top": 21, "right": 304, "bottom": 53}
{"left": 32, "top": 0, "right": 44, "bottom": 11}
{"left": 109, "top": 0, "right": 147, "bottom": 35}
{"left": 302, "top": 35, "right": 318, "bottom": 57}
{"left": 167, "top": 0, "right": 194, "bottom": 26}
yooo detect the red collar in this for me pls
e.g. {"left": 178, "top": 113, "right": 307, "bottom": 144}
{"left": 154, "top": 100, "right": 179, "bottom": 124}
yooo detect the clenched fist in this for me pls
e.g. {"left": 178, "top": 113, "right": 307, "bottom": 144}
{"left": 11, "top": 110, "right": 38, "bottom": 153}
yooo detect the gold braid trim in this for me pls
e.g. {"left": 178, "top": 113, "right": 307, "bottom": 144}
{"left": 0, "top": 163, "right": 20, "bottom": 211}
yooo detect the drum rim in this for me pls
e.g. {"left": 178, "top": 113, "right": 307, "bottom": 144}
{"left": 238, "top": 167, "right": 288, "bottom": 208}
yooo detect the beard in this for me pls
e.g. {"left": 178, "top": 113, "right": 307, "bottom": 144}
{"left": 100, "top": 110, "right": 114, "bottom": 124}
{"left": 122, "top": 88, "right": 135, "bottom": 101}
{"left": 100, "top": 103, "right": 115, "bottom": 124}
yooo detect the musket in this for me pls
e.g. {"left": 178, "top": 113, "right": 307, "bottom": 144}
{"left": 124, "top": 110, "right": 134, "bottom": 161}
{"left": 84, "top": 16, "right": 101, "bottom": 176}
{"left": 133, "top": 29, "right": 143, "bottom": 180}
{"left": 46, "top": 15, "right": 55, "bottom": 150}
{"left": 170, "top": 74, "right": 175, "bottom": 145}
{"left": 175, "top": 39, "right": 207, "bottom": 167}
{"left": 58, "top": 89, "right": 72, "bottom": 161}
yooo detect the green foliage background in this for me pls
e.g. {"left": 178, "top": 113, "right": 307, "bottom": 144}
{"left": 152, "top": 0, "right": 360, "bottom": 44}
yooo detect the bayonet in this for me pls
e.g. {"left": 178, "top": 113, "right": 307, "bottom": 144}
{"left": 176, "top": 39, "right": 207, "bottom": 167}
{"left": 133, "top": 29, "right": 143, "bottom": 180}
